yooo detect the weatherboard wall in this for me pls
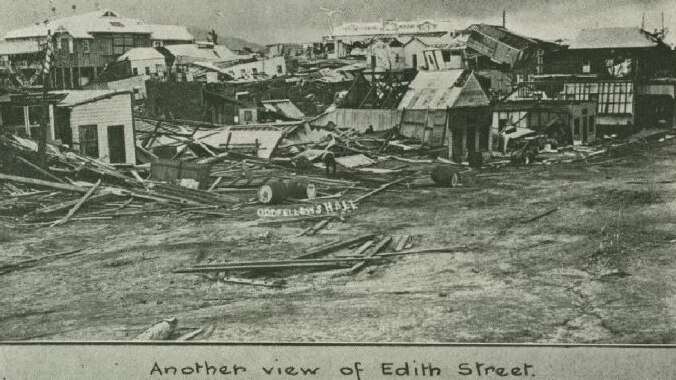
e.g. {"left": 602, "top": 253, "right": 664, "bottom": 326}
{"left": 66, "top": 93, "right": 136, "bottom": 164}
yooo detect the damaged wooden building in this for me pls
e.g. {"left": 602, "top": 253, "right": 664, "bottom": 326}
{"left": 0, "top": 89, "right": 136, "bottom": 164}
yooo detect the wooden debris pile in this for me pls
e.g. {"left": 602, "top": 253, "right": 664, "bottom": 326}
{"left": 175, "top": 231, "right": 469, "bottom": 288}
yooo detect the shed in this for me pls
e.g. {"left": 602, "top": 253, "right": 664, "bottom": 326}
{"left": 56, "top": 89, "right": 136, "bottom": 164}
{"left": 397, "top": 69, "right": 491, "bottom": 162}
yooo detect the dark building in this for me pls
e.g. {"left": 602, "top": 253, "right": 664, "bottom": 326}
{"left": 530, "top": 27, "right": 676, "bottom": 133}
{"left": 546, "top": 27, "right": 674, "bottom": 79}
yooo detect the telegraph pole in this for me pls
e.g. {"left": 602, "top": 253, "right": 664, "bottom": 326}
{"left": 38, "top": 30, "right": 53, "bottom": 164}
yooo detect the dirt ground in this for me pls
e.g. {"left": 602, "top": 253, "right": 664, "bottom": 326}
{"left": 2, "top": 141, "right": 676, "bottom": 343}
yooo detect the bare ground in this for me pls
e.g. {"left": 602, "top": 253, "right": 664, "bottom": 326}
{"left": 1, "top": 142, "right": 676, "bottom": 343}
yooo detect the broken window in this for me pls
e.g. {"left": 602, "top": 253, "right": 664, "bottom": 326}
{"left": 145, "top": 66, "right": 151, "bottom": 75}
{"left": 276, "top": 65, "right": 283, "bottom": 74}
{"left": 82, "top": 40, "right": 90, "bottom": 53}
{"left": 243, "top": 110, "right": 253, "bottom": 122}
{"left": 132, "top": 67, "right": 138, "bottom": 76}
{"left": 78, "top": 125, "right": 99, "bottom": 158}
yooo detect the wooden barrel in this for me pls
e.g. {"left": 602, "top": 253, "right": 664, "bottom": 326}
{"left": 258, "top": 181, "right": 288, "bottom": 204}
{"left": 283, "top": 179, "right": 308, "bottom": 198}
{"left": 431, "top": 165, "right": 459, "bottom": 188}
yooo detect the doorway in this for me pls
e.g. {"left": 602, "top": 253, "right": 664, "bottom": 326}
{"left": 107, "top": 125, "right": 126, "bottom": 163}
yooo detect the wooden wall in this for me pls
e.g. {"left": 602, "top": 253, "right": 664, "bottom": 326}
{"left": 52, "top": 33, "right": 152, "bottom": 68}
{"left": 67, "top": 93, "right": 136, "bottom": 164}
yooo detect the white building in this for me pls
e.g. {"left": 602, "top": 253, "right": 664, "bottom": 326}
{"left": 189, "top": 56, "right": 287, "bottom": 82}
{"left": 365, "top": 38, "right": 407, "bottom": 72}
{"left": 404, "top": 33, "right": 468, "bottom": 71}
{"left": 116, "top": 48, "right": 166, "bottom": 77}
{"left": 57, "top": 90, "right": 136, "bottom": 164}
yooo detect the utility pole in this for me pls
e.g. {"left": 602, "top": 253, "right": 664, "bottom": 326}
{"left": 38, "top": 30, "right": 53, "bottom": 165}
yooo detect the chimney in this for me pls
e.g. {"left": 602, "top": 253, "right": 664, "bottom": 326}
{"left": 502, "top": 10, "right": 506, "bottom": 28}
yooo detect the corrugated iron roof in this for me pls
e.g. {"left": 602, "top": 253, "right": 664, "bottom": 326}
{"left": 164, "top": 44, "right": 238, "bottom": 64}
{"left": 262, "top": 99, "right": 305, "bottom": 120}
{"left": 193, "top": 123, "right": 300, "bottom": 159}
{"left": 0, "top": 40, "right": 42, "bottom": 55}
{"left": 117, "top": 47, "right": 165, "bottom": 62}
{"left": 415, "top": 33, "right": 468, "bottom": 49}
{"left": 569, "top": 27, "right": 659, "bottom": 50}
{"left": 57, "top": 89, "right": 130, "bottom": 107}
{"left": 5, "top": 9, "right": 150, "bottom": 40}
{"left": 466, "top": 24, "right": 537, "bottom": 50}
{"left": 397, "top": 70, "right": 490, "bottom": 110}
{"left": 147, "top": 24, "right": 194, "bottom": 42}
{"left": 335, "top": 154, "right": 377, "bottom": 168}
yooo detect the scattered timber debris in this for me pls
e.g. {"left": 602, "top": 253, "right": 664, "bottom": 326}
{"left": 134, "top": 317, "right": 179, "bottom": 341}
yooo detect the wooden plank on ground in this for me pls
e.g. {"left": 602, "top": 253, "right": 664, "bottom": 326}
{"left": 208, "top": 176, "right": 223, "bottom": 192}
{"left": 353, "top": 177, "right": 409, "bottom": 203}
{"left": 395, "top": 235, "right": 410, "bottom": 252}
{"left": 294, "top": 233, "right": 375, "bottom": 260}
{"left": 348, "top": 236, "right": 392, "bottom": 274}
{"left": 50, "top": 179, "right": 102, "bottom": 227}
{"left": 176, "top": 328, "right": 205, "bottom": 341}
{"left": 521, "top": 207, "right": 558, "bottom": 223}
{"left": 219, "top": 277, "right": 286, "bottom": 288}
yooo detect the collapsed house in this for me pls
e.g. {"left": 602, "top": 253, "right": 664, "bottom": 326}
{"left": 397, "top": 69, "right": 492, "bottom": 162}
{"left": 492, "top": 99, "right": 597, "bottom": 153}
{"left": 529, "top": 27, "right": 675, "bottom": 133}
{"left": 464, "top": 24, "right": 564, "bottom": 96}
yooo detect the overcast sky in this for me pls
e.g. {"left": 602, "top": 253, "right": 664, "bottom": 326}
{"left": 0, "top": 0, "right": 673, "bottom": 45}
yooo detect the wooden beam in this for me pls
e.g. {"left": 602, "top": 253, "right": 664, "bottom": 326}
{"left": 294, "top": 234, "right": 375, "bottom": 260}
{"left": 353, "top": 177, "right": 409, "bottom": 204}
{"left": 348, "top": 236, "right": 392, "bottom": 274}
{"left": 50, "top": 179, "right": 102, "bottom": 227}
{"left": 174, "top": 262, "right": 351, "bottom": 273}
{"left": 0, "top": 173, "right": 88, "bottom": 193}
{"left": 395, "top": 235, "right": 410, "bottom": 252}
{"left": 15, "top": 156, "right": 65, "bottom": 183}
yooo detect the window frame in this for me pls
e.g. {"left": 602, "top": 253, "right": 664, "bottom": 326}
{"left": 78, "top": 124, "right": 99, "bottom": 158}
{"left": 112, "top": 36, "right": 135, "bottom": 56}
